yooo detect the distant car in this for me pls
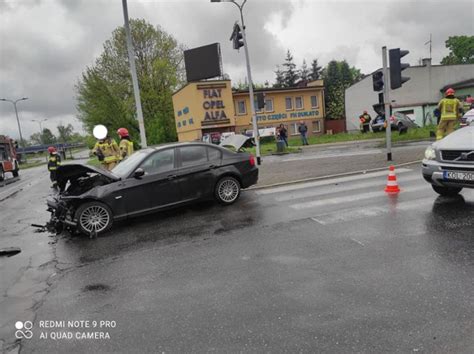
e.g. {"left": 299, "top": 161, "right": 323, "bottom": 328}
{"left": 460, "top": 108, "right": 474, "bottom": 128}
{"left": 371, "top": 112, "right": 419, "bottom": 133}
{"left": 422, "top": 126, "right": 474, "bottom": 196}
{"left": 46, "top": 139, "right": 258, "bottom": 236}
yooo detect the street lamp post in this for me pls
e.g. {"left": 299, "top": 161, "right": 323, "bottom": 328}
{"left": 121, "top": 0, "right": 147, "bottom": 148}
{"left": 0, "top": 97, "right": 28, "bottom": 162}
{"left": 0, "top": 97, "right": 28, "bottom": 147}
{"left": 211, "top": 0, "right": 261, "bottom": 165}
{"left": 31, "top": 118, "right": 48, "bottom": 144}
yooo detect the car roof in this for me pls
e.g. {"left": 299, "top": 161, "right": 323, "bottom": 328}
{"left": 146, "top": 141, "right": 222, "bottom": 152}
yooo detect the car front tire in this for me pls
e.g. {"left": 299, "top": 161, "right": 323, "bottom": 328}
{"left": 432, "top": 185, "right": 462, "bottom": 196}
{"left": 75, "top": 201, "right": 113, "bottom": 235}
{"left": 215, "top": 176, "right": 241, "bottom": 205}
{"left": 0, "top": 168, "right": 4, "bottom": 182}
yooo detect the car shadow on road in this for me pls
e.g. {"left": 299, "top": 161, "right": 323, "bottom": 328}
{"left": 424, "top": 194, "right": 474, "bottom": 265}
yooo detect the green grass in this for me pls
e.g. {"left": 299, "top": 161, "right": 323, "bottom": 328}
{"left": 19, "top": 161, "right": 47, "bottom": 169}
{"left": 87, "top": 157, "right": 102, "bottom": 167}
{"left": 245, "top": 125, "right": 436, "bottom": 156}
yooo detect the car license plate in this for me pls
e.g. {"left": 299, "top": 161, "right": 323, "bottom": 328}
{"left": 443, "top": 171, "right": 474, "bottom": 181}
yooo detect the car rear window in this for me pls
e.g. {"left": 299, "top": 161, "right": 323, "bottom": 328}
{"left": 179, "top": 146, "right": 208, "bottom": 167}
{"left": 207, "top": 147, "right": 222, "bottom": 161}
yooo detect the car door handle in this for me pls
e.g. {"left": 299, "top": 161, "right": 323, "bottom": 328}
{"left": 209, "top": 164, "right": 217, "bottom": 169}
{"left": 167, "top": 174, "right": 177, "bottom": 180}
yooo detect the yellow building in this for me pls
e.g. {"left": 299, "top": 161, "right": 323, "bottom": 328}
{"left": 172, "top": 79, "right": 325, "bottom": 142}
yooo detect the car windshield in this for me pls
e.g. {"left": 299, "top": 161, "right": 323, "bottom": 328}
{"left": 111, "top": 150, "right": 149, "bottom": 178}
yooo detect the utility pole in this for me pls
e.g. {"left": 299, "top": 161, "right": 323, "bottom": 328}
{"left": 122, "top": 0, "right": 147, "bottom": 148}
{"left": 382, "top": 46, "right": 392, "bottom": 161}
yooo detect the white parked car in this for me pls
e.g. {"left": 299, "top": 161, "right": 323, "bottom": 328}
{"left": 422, "top": 126, "right": 474, "bottom": 196}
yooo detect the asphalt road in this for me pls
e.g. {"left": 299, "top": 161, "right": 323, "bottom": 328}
{"left": 3, "top": 161, "right": 472, "bottom": 353}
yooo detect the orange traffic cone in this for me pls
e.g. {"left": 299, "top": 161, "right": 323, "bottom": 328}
{"left": 384, "top": 165, "right": 400, "bottom": 194}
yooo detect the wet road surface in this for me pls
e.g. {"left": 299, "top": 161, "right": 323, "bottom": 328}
{"left": 11, "top": 164, "right": 473, "bottom": 353}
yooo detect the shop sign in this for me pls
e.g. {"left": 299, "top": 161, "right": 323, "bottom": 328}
{"left": 256, "top": 110, "right": 319, "bottom": 122}
{"left": 202, "top": 89, "right": 228, "bottom": 122}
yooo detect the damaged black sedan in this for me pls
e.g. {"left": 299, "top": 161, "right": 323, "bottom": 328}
{"left": 46, "top": 140, "right": 258, "bottom": 236}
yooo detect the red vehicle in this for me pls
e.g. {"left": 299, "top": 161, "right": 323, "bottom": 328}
{"left": 0, "top": 135, "right": 20, "bottom": 181}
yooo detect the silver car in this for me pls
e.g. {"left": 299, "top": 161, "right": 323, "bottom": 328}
{"left": 422, "top": 125, "right": 474, "bottom": 196}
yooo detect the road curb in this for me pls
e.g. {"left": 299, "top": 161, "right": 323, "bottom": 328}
{"left": 249, "top": 160, "right": 422, "bottom": 190}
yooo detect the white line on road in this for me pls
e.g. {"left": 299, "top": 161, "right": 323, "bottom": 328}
{"left": 311, "top": 197, "right": 434, "bottom": 225}
{"left": 290, "top": 185, "right": 428, "bottom": 210}
{"left": 256, "top": 168, "right": 413, "bottom": 195}
{"left": 275, "top": 174, "right": 421, "bottom": 202}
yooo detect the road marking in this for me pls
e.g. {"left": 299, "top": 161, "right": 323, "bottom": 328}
{"left": 350, "top": 238, "right": 365, "bottom": 246}
{"left": 290, "top": 185, "right": 427, "bottom": 210}
{"left": 275, "top": 174, "right": 421, "bottom": 202}
{"left": 257, "top": 168, "right": 412, "bottom": 195}
{"left": 311, "top": 197, "right": 434, "bottom": 225}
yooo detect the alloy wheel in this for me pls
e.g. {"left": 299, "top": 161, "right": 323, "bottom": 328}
{"left": 79, "top": 205, "right": 110, "bottom": 233}
{"left": 218, "top": 179, "right": 239, "bottom": 203}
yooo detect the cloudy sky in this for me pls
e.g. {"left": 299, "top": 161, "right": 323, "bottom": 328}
{"left": 1, "top": 0, "right": 473, "bottom": 140}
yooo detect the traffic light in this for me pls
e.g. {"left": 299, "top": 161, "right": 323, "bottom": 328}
{"left": 389, "top": 48, "right": 410, "bottom": 89}
{"left": 230, "top": 23, "right": 244, "bottom": 50}
{"left": 372, "top": 71, "right": 384, "bottom": 92}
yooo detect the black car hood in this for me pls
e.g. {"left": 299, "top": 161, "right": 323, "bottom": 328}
{"left": 56, "top": 164, "right": 119, "bottom": 191}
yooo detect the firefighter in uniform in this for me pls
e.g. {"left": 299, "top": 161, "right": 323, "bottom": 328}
{"left": 436, "top": 88, "right": 463, "bottom": 140}
{"left": 47, "top": 146, "right": 61, "bottom": 188}
{"left": 359, "top": 110, "right": 372, "bottom": 133}
{"left": 117, "top": 128, "right": 134, "bottom": 160}
{"left": 93, "top": 136, "right": 120, "bottom": 171}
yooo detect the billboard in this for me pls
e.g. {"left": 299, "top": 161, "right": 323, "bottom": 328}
{"left": 184, "top": 43, "right": 222, "bottom": 82}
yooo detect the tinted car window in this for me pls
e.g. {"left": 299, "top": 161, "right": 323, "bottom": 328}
{"left": 140, "top": 149, "right": 175, "bottom": 174}
{"left": 207, "top": 147, "right": 222, "bottom": 161}
{"left": 179, "top": 146, "right": 208, "bottom": 167}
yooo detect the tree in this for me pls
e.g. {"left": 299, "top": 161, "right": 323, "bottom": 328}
{"left": 309, "top": 59, "right": 322, "bottom": 80}
{"left": 273, "top": 65, "right": 285, "bottom": 88}
{"left": 29, "top": 133, "right": 42, "bottom": 145}
{"left": 441, "top": 35, "right": 474, "bottom": 65}
{"left": 41, "top": 128, "right": 57, "bottom": 144}
{"left": 76, "top": 19, "right": 185, "bottom": 146}
{"left": 57, "top": 123, "right": 74, "bottom": 143}
{"left": 299, "top": 59, "right": 310, "bottom": 82}
{"left": 350, "top": 66, "right": 364, "bottom": 83}
{"left": 282, "top": 50, "right": 299, "bottom": 87}
{"left": 323, "top": 60, "right": 362, "bottom": 119}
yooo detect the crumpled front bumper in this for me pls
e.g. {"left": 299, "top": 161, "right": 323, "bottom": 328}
{"left": 46, "top": 196, "right": 77, "bottom": 233}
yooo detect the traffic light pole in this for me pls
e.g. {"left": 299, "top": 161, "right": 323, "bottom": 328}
{"left": 237, "top": 3, "right": 261, "bottom": 165}
{"left": 382, "top": 46, "right": 392, "bottom": 161}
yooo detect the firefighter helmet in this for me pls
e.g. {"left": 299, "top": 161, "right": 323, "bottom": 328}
{"left": 48, "top": 146, "right": 56, "bottom": 153}
{"left": 445, "top": 88, "right": 455, "bottom": 96}
{"left": 117, "top": 128, "right": 129, "bottom": 138}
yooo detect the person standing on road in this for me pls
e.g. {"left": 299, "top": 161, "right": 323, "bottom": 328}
{"left": 93, "top": 136, "right": 120, "bottom": 171}
{"left": 298, "top": 121, "right": 309, "bottom": 145}
{"left": 436, "top": 88, "right": 463, "bottom": 140}
{"left": 117, "top": 128, "right": 134, "bottom": 160}
{"left": 47, "top": 146, "right": 61, "bottom": 189}
{"left": 359, "top": 110, "right": 372, "bottom": 133}
{"left": 278, "top": 124, "right": 288, "bottom": 147}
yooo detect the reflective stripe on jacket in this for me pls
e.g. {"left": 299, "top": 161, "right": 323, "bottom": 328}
{"left": 119, "top": 139, "right": 134, "bottom": 159}
{"left": 438, "top": 98, "right": 461, "bottom": 120}
{"left": 48, "top": 153, "right": 61, "bottom": 171}
{"left": 94, "top": 139, "right": 120, "bottom": 163}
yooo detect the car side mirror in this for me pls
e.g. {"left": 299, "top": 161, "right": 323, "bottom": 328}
{"left": 133, "top": 168, "right": 145, "bottom": 179}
